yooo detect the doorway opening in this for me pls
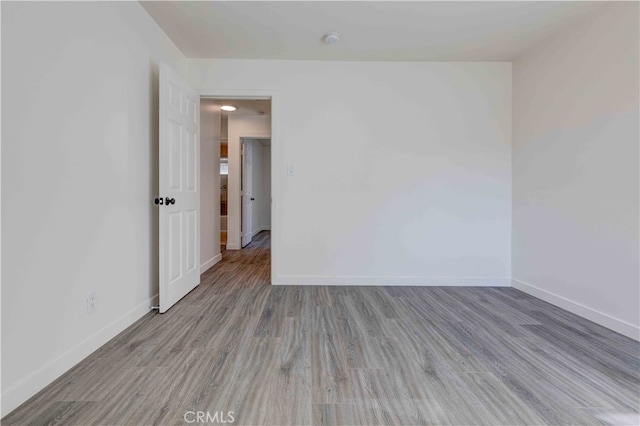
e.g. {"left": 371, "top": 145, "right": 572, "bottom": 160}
{"left": 240, "top": 137, "right": 271, "bottom": 248}
{"left": 199, "top": 97, "right": 273, "bottom": 280}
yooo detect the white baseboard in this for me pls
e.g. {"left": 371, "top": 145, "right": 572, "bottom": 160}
{"left": 512, "top": 278, "right": 640, "bottom": 341}
{"left": 200, "top": 253, "right": 222, "bottom": 274}
{"left": 250, "top": 226, "right": 270, "bottom": 238}
{"left": 1, "top": 294, "right": 158, "bottom": 417}
{"left": 225, "top": 243, "right": 240, "bottom": 250}
{"left": 274, "top": 275, "right": 511, "bottom": 287}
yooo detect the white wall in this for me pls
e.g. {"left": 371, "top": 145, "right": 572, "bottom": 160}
{"left": 200, "top": 101, "right": 222, "bottom": 272}
{"left": 1, "top": 2, "right": 185, "bottom": 415}
{"left": 226, "top": 116, "right": 271, "bottom": 249}
{"left": 188, "top": 60, "right": 512, "bottom": 285}
{"left": 512, "top": 3, "right": 639, "bottom": 339}
{"left": 262, "top": 147, "right": 272, "bottom": 230}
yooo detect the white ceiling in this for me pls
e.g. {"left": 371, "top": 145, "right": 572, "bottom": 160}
{"left": 140, "top": 1, "right": 606, "bottom": 61}
{"left": 201, "top": 98, "right": 271, "bottom": 116}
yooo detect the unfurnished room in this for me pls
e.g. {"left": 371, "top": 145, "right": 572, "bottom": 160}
{"left": 1, "top": 1, "right": 639, "bottom": 425}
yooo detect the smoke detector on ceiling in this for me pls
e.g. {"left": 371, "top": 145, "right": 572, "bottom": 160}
{"left": 322, "top": 32, "right": 341, "bottom": 45}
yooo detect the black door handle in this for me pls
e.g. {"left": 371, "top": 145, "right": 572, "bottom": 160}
{"left": 154, "top": 198, "right": 164, "bottom": 205}
{"left": 165, "top": 197, "right": 176, "bottom": 205}
{"left": 251, "top": 197, "right": 255, "bottom": 201}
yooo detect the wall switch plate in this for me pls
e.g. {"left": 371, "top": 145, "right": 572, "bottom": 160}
{"left": 87, "top": 292, "right": 97, "bottom": 313}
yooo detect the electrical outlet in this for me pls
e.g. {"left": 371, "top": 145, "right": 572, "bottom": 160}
{"left": 87, "top": 292, "right": 97, "bottom": 313}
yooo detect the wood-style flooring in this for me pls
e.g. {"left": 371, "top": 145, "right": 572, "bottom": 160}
{"left": 4, "top": 231, "right": 639, "bottom": 425}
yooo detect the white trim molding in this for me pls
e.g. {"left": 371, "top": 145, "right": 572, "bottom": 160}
{"left": 250, "top": 226, "right": 271, "bottom": 238}
{"left": 274, "top": 275, "right": 511, "bottom": 287}
{"left": 1, "top": 295, "right": 158, "bottom": 416}
{"left": 512, "top": 278, "right": 640, "bottom": 341}
{"left": 200, "top": 253, "right": 222, "bottom": 274}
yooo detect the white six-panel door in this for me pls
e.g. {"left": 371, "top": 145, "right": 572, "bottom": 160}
{"left": 159, "top": 63, "right": 200, "bottom": 313}
{"left": 241, "top": 140, "right": 253, "bottom": 248}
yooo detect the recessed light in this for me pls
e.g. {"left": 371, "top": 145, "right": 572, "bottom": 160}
{"left": 322, "top": 32, "right": 340, "bottom": 45}
{"left": 220, "top": 105, "right": 237, "bottom": 112}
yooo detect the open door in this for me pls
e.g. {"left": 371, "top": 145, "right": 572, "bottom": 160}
{"left": 158, "top": 63, "right": 200, "bottom": 313}
{"left": 241, "top": 139, "right": 253, "bottom": 247}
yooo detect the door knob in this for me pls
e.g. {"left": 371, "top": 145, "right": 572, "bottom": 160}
{"left": 251, "top": 197, "right": 255, "bottom": 201}
{"left": 154, "top": 198, "right": 164, "bottom": 205}
{"left": 165, "top": 197, "right": 176, "bottom": 205}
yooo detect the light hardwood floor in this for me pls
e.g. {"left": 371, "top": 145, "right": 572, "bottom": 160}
{"left": 4, "top": 231, "right": 639, "bottom": 425}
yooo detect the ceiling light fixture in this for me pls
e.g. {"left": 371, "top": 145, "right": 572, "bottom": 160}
{"left": 220, "top": 105, "right": 237, "bottom": 112}
{"left": 322, "top": 32, "right": 341, "bottom": 45}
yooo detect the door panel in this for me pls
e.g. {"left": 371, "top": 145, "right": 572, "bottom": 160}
{"left": 159, "top": 63, "right": 200, "bottom": 313}
{"left": 186, "top": 130, "right": 197, "bottom": 191}
{"left": 241, "top": 140, "right": 253, "bottom": 248}
{"left": 186, "top": 209, "right": 197, "bottom": 272}
{"left": 168, "top": 211, "right": 183, "bottom": 281}
{"left": 168, "top": 122, "right": 182, "bottom": 190}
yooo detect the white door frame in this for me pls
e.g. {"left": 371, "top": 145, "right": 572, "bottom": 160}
{"left": 239, "top": 135, "right": 270, "bottom": 248}
{"left": 199, "top": 90, "right": 277, "bottom": 285}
